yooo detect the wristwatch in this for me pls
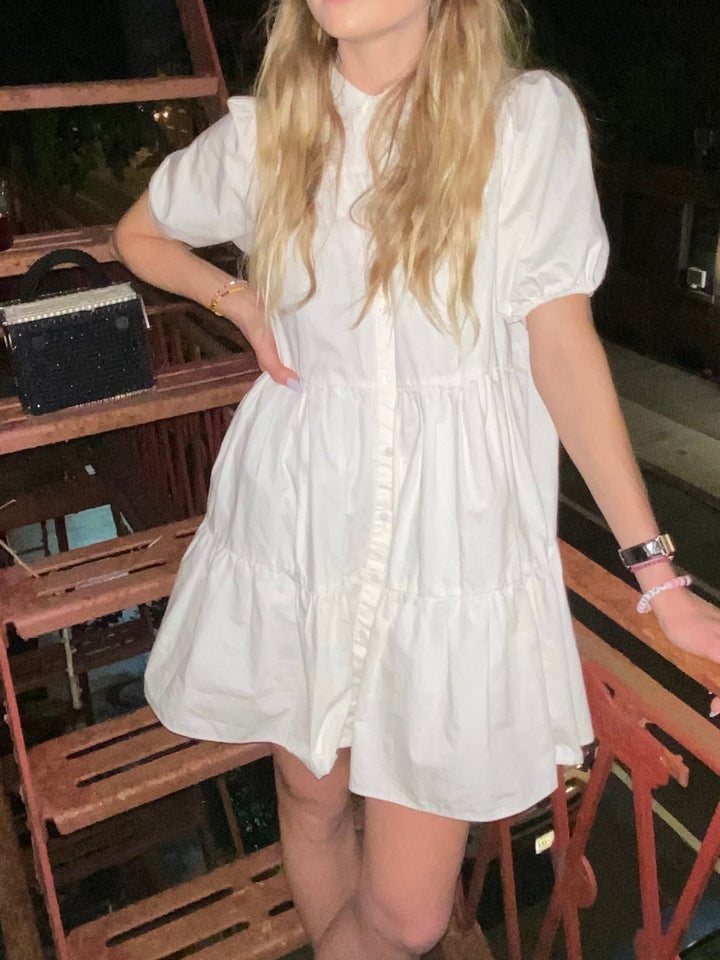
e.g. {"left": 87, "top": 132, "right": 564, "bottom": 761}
{"left": 618, "top": 533, "right": 676, "bottom": 570}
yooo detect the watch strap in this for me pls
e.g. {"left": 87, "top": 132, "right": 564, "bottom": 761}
{"left": 618, "top": 533, "right": 676, "bottom": 570}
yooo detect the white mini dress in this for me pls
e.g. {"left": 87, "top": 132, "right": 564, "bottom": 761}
{"left": 144, "top": 69, "right": 609, "bottom": 822}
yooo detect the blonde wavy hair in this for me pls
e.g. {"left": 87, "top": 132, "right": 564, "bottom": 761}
{"left": 250, "top": 0, "right": 527, "bottom": 340}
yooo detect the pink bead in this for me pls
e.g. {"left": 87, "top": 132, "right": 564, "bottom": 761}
{"left": 636, "top": 575, "right": 692, "bottom": 614}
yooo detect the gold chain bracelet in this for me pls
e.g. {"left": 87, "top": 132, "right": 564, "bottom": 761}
{"left": 209, "top": 278, "right": 249, "bottom": 316}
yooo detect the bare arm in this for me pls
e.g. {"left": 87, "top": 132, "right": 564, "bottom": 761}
{"left": 112, "top": 193, "right": 298, "bottom": 386}
{"left": 527, "top": 294, "right": 720, "bottom": 662}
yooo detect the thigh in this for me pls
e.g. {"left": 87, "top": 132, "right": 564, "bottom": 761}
{"left": 360, "top": 797, "right": 468, "bottom": 932}
{"left": 273, "top": 746, "right": 352, "bottom": 823}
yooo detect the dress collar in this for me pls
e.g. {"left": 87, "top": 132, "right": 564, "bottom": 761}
{"left": 331, "top": 66, "right": 383, "bottom": 120}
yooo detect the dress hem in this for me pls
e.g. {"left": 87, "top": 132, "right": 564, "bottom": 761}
{"left": 347, "top": 772, "right": 563, "bottom": 824}
{"left": 146, "top": 686, "right": 343, "bottom": 779}
{"left": 147, "top": 684, "right": 587, "bottom": 823}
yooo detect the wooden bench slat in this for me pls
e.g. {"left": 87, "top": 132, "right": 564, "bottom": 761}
{"left": 31, "top": 539, "right": 182, "bottom": 598}
{"left": 10, "top": 561, "right": 176, "bottom": 637}
{"left": 29, "top": 705, "right": 271, "bottom": 834}
{"left": 65, "top": 843, "right": 306, "bottom": 960}
{"left": 0, "top": 356, "right": 259, "bottom": 455}
{"left": 3, "top": 516, "right": 198, "bottom": 581}
{"left": 85, "top": 873, "right": 281, "bottom": 959}
{"left": 1, "top": 518, "right": 200, "bottom": 636}
{"left": 48, "top": 723, "right": 196, "bottom": 782}
{"left": 0, "top": 75, "right": 220, "bottom": 113}
{"left": 0, "top": 226, "right": 115, "bottom": 279}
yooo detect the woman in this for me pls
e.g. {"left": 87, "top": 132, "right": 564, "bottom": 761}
{"left": 113, "top": 0, "right": 720, "bottom": 956}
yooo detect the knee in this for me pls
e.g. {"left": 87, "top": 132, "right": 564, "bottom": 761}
{"left": 359, "top": 887, "right": 452, "bottom": 956}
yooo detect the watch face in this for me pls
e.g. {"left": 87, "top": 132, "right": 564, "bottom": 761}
{"left": 619, "top": 534, "right": 675, "bottom": 569}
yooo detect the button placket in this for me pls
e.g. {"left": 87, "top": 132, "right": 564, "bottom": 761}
{"left": 348, "top": 300, "right": 396, "bottom": 714}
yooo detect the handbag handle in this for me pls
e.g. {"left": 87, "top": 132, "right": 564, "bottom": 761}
{"left": 19, "top": 248, "right": 109, "bottom": 302}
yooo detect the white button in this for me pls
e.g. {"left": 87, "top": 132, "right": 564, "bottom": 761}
{"left": 383, "top": 446, "right": 393, "bottom": 457}
{"left": 380, "top": 375, "right": 391, "bottom": 385}
{"left": 379, "top": 511, "right": 390, "bottom": 522}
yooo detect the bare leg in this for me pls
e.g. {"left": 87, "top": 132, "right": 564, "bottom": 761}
{"left": 273, "top": 746, "right": 361, "bottom": 945}
{"left": 316, "top": 797, "right": 469, "bottom": 960}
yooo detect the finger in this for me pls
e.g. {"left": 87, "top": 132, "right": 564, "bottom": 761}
{"left": 252, "top": 334, "right": 301, "bottom": 390}
{"left": 277, "top": 366, "right": 302, "bottom": 391}
{"left": 258, "top": 355, "right": 302, "bottom": 390}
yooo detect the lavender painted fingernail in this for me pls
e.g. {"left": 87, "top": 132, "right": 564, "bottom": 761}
{"left": 287, "top": 378, "right": 303, "bottom": 393}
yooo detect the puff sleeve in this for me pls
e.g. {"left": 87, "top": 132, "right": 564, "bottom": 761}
{"left": 496, "top": 72, "right": 609, "bottom": 321}
{"left": 147, "top": 97, "right": 256, "bottom": 253}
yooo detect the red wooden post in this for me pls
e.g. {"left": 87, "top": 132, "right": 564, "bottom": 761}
{"left": 0, "top": 767, "right": 44, "bottom": 960}
{"left": 462, "top": 825, "right": 497, "bottom": 930}
{"left": 632, "top": 770, "right": 664, "bottom": 956}
{"left": 498, "top": 820, "right": 523, "bottom": 960}
{"left": 0, "top": 625, "right": 70, "bottom": 960}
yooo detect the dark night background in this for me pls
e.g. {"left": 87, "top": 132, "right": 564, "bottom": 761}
{"left": 0, "top": 0, "right": 263, "bottom": 92}
{"left": 524, "top": 0, "right": 720, "bottom": 165}
{"left": 1, "top": 0, "right": 719, "bottom": 203}
{"left": 2, "top": 0, "right": 719, "bottom": 163}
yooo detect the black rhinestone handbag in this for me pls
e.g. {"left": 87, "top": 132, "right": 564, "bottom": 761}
{"left": 0, "top": 248, "right": 155, "bottom": 415}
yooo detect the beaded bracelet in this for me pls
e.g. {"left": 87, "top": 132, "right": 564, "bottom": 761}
{"left": 636, "top": 575, "right": 692, "bottom": 614}
{"left": 209, "top": 278, "right": 249, "bottom": 316}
